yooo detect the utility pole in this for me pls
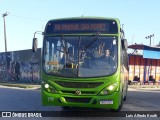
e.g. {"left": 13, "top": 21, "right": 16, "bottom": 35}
{"left": 145, "top": 34, "right": 154, "bottom": 46}
{"left": 2, "top": 12, "right": 9, "bottom": 52}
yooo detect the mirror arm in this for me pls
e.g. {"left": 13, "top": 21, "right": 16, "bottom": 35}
{"left": 34, "top": 31, "right": 43, "bottom": 38}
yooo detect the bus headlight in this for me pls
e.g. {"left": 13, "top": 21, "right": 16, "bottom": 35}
{"left": 44, "top": 84, "right": 49, "bottom": 89}
{"left": 99, "top": 82, "right": 119, "bottom": 95}
{"left": 108, "top": 85, "right": 114, "bottom": 91}
{"left": 43, "top": 82, "right": 58, "bottom": 94}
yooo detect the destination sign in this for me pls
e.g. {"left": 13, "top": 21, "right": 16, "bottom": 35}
{"left": 45, "top": 19, "right": 118, "bottom": 34}
{"left": 54, "top": 23, "right": 107, "bottom": 31}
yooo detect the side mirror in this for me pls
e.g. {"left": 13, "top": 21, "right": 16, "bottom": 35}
{"left": 32, "top": 38, "right": 38, "bottom": 52}
{"left": 122, "top": 39, "right": 128, "bottom": 50}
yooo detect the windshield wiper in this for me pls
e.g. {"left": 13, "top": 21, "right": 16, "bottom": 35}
{"left": 83, "top": 33, "right": 100, "bottom": 50}
{"left": 60, "top": 34, "right": 68, "bottom": 54}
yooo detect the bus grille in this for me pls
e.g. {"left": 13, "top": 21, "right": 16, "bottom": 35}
{"left": 61, "top": 90, "right": 95, "bottom": 95}
{"left": 55, "top": 81, "right": 103, "bottom": 88}
{"left": 64, "top": 97, "right": 91, "bottom": 103}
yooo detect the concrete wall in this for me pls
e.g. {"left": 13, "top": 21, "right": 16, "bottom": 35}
{"left": 0, "top": 48, "right": 41, "bottom": 84}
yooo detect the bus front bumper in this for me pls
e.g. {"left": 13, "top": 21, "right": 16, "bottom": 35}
{"left": 42, "top": 91, "right": 121, "bottom": 110}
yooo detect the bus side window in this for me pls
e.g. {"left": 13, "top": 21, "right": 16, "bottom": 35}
{"left": 121, "top": 39, "right": 128, "bottom": 70}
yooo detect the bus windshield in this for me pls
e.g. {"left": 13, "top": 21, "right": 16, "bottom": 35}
{"left": 43, "top": 35, "right": 118, "bottom": 78}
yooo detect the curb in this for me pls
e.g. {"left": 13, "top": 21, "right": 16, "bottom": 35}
{"left": 0, "top": 82, "right": 41, "bottom": 89}
{"left": 129, "top": 85, "right": 160, "bottom": 89}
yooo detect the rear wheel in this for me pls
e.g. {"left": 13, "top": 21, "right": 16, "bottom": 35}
{"left": 123, "top": 84, "right": 128, "bottom": 101}
{"left": 123, "top": 96, "right": 127, "bottom": 101}
{"left": 123, "top": 89, "right": 127, "bottom": 101}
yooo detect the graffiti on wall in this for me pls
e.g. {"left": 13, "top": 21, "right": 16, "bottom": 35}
{"left": 0, "top": 48, "right": 41, "bottom": 83}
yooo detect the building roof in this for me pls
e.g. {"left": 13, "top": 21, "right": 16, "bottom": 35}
{"left": 128, "top": 44, "right": 160, "bottom": 59}
{"left": 128, "top": 44, "right": 160, "bottom": 51}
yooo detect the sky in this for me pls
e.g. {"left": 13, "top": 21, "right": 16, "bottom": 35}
{"left": 0, "top": 0, "right": 160, "bottom": 52}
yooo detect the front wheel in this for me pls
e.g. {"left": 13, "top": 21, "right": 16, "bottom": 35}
{"left": 111, "top": 100, "right": 123, "bottom": 112}
{"left": 111, "top": 93, "right": 123, "bottom": 112}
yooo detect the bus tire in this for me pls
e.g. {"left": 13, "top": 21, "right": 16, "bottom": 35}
{"left": 111, "top": 103, "right": 122, "bottom": 112}
{"left": 123, "top": 86, "right": 128, "bottom": 101}
{"left": 123, "top": 89, "right": 127, "bottom": 101}
{"left": 116, "top": 99, "right": 123, "bottom": 112}
{"left": 111, "top": 95, "right": 123, "bottom": 112}
{"left": 123, "top": 96, "right": 127, "bottom": 101}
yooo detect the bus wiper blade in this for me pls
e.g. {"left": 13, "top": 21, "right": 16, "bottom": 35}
{"left": 60, "top": 34, "right": 68, "bottom": 54}
{"left": 83, "top": 33, "right": 100, "bottom": 50}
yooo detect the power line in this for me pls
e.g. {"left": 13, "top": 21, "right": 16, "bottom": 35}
{"left": 0, "top": 12, "right": 47, "bottom": 22}
{"left": 10, "top": 14, "right": 47, "bottom": 21}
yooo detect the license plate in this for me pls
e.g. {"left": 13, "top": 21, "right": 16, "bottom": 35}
{"left": 100, "top": 100, "right": 113, "bottom": 104}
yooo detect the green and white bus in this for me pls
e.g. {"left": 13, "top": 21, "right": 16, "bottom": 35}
{"left": 33, "top": 17, "right": 129, "bottom": 111}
